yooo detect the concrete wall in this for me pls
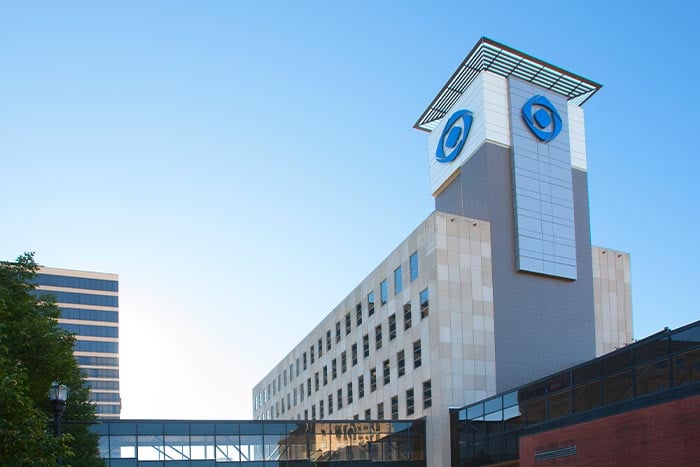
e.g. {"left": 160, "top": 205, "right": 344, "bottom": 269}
{"left": 435, "top": 142, "right": 596, "bottom": 392}
{"left": 592, "top": 246, "right": 633, "bottom": 356}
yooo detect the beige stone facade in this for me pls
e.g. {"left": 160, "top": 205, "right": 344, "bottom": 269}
{"left": 253, "top": 211, "right": 496, "bottom": 465}
{"left": 592, "top": 246, "right": 633, "bottom": 356}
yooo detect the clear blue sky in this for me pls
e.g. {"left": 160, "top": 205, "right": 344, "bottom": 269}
{"left": 1, "top": 1, "right": 698, "bottom": 419}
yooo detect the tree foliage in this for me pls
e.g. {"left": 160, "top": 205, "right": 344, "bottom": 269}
{"left": 0, "top": 253, "right": 103, "bottom": 466}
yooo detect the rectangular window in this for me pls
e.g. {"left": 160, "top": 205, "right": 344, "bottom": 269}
{"left": 290, "top": 364, "right": 294, "bottom": 381}
{"left": 283, "top": 369, "right": 287, "bottom": 386}
{"left": 420, "top": 288, "right": 429, "bottom": 319}
{"left": 380, "top": 279, "right": 388, "bottom": 305}
{"left": 423, "top": 380, "right": 432, "bottom": 409}
{"left": 398, "top": 350, "right": 405, "bottom": 377}
{"left": 356, "top": 303, "right": 363, "bottom": 326}
{"left": 336, "top": 322, "right": 341, "bottom": 343}
{"left": 368, "top": 291, "right": 375, "bottom": 316}
{"left": 413, "top": 340, "right": 422, "bottom": 368}
{"left": 303, "top": 352, "right": 307, "bottom": 370}
{"left": 345, "top": 312, "right": 351, "bottom": 335}
{"left": 293, "top": 388, "right": 297, "bottom": 406}
{"left": 337, "top": 388, "right": 343, "bottom": 409}
{"left": 363, "top": 334, "right": 370, "bottom": 358}
{"left": 326, "top": 331, "right": 331, "bottom": 352}
{"left": 299, "top": 384, "right": 304, "bottom": 402}
{"left": 352, "top": 343, "right": 358, "bottom": 365}
{"left": 314, "top": 372, "right": 319, "bottom": 391}
{"left": 307, "top": 378, "right": 311, "bottom": 397}
{"left": 370, "top": 368, "right": 377, "bottom": 392}
{"left": 304, "top": 409, "right": 308, "bottom": 419}
{"left": 273, "top": 379, "right": 276, "bottom": 395}
{"left": 328, "top": 395, "right": 333, "bottom": 415}
{"left": 310, "top": 345, "right": 315, "bottom": 364}
{"left": 410, "top": 251, "right": 418, "bottom": 282}
{"left": 391, "top": 396, "right": 399, "bottom": 420}
{"left": 377, "top": 402, "right": 384, "bottom": 419}
{"left": 318, "top": 337, "right": 323, "bottom": 357}
{"left": 383, "top": 359, "right": 390, "bottom": 385}
{"left": 389, "top": 314, "right": 397, "bottom": 340}
{"left": 406, "top": 388, "right": 415, "bottom": 415}
{"left": 358, "top": 375, "right": 365, "bottom": 399}
{"left": 311, "top": 404, "right": 316, "bottom": 420}
{"left": 296, "top": 358, "right": 300, "bottom": 377}
{"left": 319, "top": 400, "right": 324, "bottom": 418}
{"left": 353, "top": 415, "right": 359, "bottom": 421}
{"left": 364, "top": 409, "right": 371, "bottom": 420}
{"left": 341, "top": 351, "right": 347, "bottom": 373}
{"left": 375, "top": 325, "right": 383, "bottom": 350}
{"left": 394, "top": 266, "right": 402, "bottom": 295}
{"left": 323, "top": 366, "right": 328, "bottom": 386}
{"left": 347, "top": 382, "right": 353, "bottom": 404}
{"left": 332, "top": 359, "right": 337, "bottom": 380}
{"left": 404, "top": 303, "right": 412, "bottom": 330}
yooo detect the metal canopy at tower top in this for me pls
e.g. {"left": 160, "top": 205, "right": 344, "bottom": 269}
{"left": 414, "top": 37, "right": 603, "bottom": 133}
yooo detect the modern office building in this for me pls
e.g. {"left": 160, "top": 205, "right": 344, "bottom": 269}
{"left": 252, "top": 37, "right": 634, "bottom": 466}
{"left": 33, "top": 266, "right": 121, "bottom": 418}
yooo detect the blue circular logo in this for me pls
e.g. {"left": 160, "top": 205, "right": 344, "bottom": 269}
{"left": 522, "top": 95, "right": 562, "bottom": 143}
{"left": 436, "top": 109, "right": 473, "bottom": 163}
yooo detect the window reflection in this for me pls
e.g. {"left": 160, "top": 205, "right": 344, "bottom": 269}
{"left": 452, "top": 321, "right": 700, "bottom": 467}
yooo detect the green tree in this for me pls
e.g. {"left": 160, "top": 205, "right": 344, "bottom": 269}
{"left": 0, "top": 253, "right": 103, "bottom": 466}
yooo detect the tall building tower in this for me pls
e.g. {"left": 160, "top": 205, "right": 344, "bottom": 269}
{"left": 253, "top": 38, "right": 632, "bottom": 466}
{"left": 34, "top": 266, "right": 121, "bottom": 418}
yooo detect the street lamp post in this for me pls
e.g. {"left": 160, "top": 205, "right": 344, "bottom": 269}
{"left": 48, "top": 381, "right": 69, "bottom": 439}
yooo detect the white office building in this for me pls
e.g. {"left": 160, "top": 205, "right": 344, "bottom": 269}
{"left": 252, "top": 37, "right": 632, "bottom": 466}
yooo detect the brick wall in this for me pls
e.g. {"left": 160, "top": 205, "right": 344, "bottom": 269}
{"left": 519, "top": 395, "right": 700, "bottom": 466}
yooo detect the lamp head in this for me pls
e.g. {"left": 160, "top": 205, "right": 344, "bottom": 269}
{"left": 49, "top": 381, "right": 69, "bottom": 403}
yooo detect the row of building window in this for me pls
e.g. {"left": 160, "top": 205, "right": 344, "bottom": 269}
{"left": 86, "top": 380, "right": 120, "bottom": 390}
{"left": 96, "top": 405, "right": 121, "bottom": 414}
{"left": 258, "top": 339, "right": 423, "bottom": 416}
{"left": 33, "top": 290, "right": 118, "bottom": 307}
{"left": 61, "top": 323, "right": 119, "bottom": 338}
{"left": 262, "top": 380, "right": 432, "bottom": 421}
{"left": 61, "top": 307, "right": 119, "bottom": 323}
{"left": 89, "top": 392, "right": 122, "bottom": 402}
{"left": 33, "top": 273, "right": 119, "bottom": 292}
{"left": 74, "top": 340, "right": 118, "bottom": 353}
{"left": 258, "top": 286, "right": 430, "bottom": 409}
{"left": 76, "top": 355, "right": 119, "bottom": 367}
{"left": 59, "top": 307, "right": 119, "bottom": 323}
{"left": 83, "top": 368, "right": 120, "bottom": 378}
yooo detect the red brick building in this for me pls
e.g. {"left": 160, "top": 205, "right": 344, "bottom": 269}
{"left": 450, "top": 320, "right": 700, "bottom": 466}
{"left": 519, "top": 395, "right": 700, "bottom": 466}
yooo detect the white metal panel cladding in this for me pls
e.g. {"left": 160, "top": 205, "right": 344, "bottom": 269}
{"left": 509, "top": 77, "right": 577, "bottom": 280}
{"left": 428, "top": 72, "right": 510, "bottom": 196}
{"left": 568, "top": 103, "right": 588, "bottom": 171}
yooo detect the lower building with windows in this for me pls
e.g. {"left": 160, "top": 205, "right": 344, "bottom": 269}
{"left": 252, "top": 37, "right": 636, "bottom": 466}
{"left": 33, "top": 266, "right": 121, "bottom": 418}
{"left": 450, "top": 320, "right": 700, "bottom": 466}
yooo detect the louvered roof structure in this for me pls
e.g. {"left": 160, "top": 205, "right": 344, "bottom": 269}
{"left": 414, "top": 37, "right": 602, "bottom": 132}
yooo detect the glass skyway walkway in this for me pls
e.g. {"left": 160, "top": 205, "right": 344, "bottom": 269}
{"left": 95, "top": 419, "right": 425, "bottom": 466}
